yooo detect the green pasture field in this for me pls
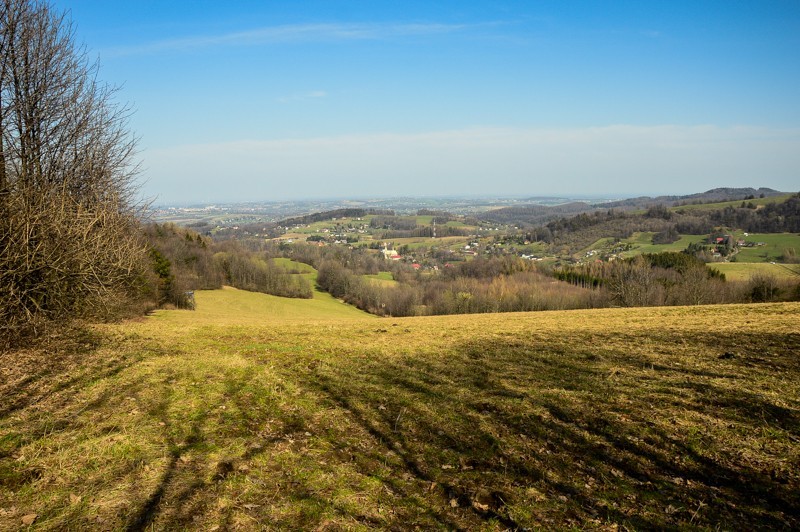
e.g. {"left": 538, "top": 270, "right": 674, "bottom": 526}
{"left": 392, "top": 215, "right": 465, "bottom": 226}
{"left": 710, "top": 262, "right": 800, "bottom": 281}
{"left": 282, "top": 214, "right": 476, "bottom": 245}
{"left": 445, "top": 220, "right": 470, "bottom": 228}
{"left": 671, "top": 194, "right": 795, "bottom": 213}
{"left": 388, "top": 236, "right": 469, "bottom": 250}
{"left": 582, "top": 236, "right": 616, "bottom": 252}
{"left": 278, "top": 232, "right": 310, "bottom": 241}
{"left": 583, "top": 233, "right": 707, "bottom": 258}
{"left": 287, "top": 215, "right": 462, "bottom": 234}
{"left": 731, "top": 233, "right": 800, "bottom": 263}
{"left": 509, "top": 242, "right": 548, "bottom": 256}
{"left": 272, "top": 258, "right": 324, "bottom": 293}
{"left": 277, "top": 214, "right": 479, "bottom": 250}
{"left": 363, "top": 272, "right": 397, "bottom": 287}
{"left": 2, "top": 289, "right": 799, "bottom": 530}
{"left": 168, "top": 285, "right": 372, "bottom": 324}
{"left": 583, "top": 232, "right": 800, "bottom": 264}
{"left": 272, "top": 257, "right": 316, "bottom": 274}
{"left": 283, "top": 216, "right": 373, "bottom": 235}
{"left": 619, "top": 233, "right": 707, "bottom": 256}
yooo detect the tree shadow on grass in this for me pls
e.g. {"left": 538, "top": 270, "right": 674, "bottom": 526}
{"left": 121, "top": 377, "right": 261, "bottom": 531}
{"left": 296, "top": 329, "right": 800, "bottom": 529}
{"left": 0, "top": 328, "right": 114, "bottom": 419}
{"left": 313, "top": 374, "right": 503, "bottom": 530}
{"left": 10, "top": 324, "right": 796, "bottom": 530}
{"left": 0, "top": 330, "right": 153, "bottom": 476}
{"left": 123, "top": 366, "right": 393, "bottom": 530}
{"left": 125, "top": 422, "right": 206, "bottom": 531}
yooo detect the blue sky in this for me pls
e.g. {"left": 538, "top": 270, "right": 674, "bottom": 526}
{"left": 52, "top": 1, "right": 800, "bottom": 204}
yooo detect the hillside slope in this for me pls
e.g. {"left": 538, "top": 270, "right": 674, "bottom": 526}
{"left": 597, "top": 187, "right": 785, "bottom": 209}
{"left": 154, "top": 285, "right": 374, "bottom": 325}
{"left": 1, "top": 290, "right": 798, "bottom": 530}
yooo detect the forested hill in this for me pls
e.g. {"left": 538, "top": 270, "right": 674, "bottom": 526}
{"left": 279, "top": 208, "right": 394, "bottom": 227}
{"left": 709, "top": 194, "right": 800, "bottom": 232}
{"left": 596, "top": 187, "right": 784, "bottom": 209}
{"left": 515, "top": 193, "right": 800, "bottom": 253}
{"left": 476, "top": 188, "right": 788, "bottom": 228}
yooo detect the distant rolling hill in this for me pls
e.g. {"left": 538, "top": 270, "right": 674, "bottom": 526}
{"left": 595, "top": 187, "right": 785, "bottom": 210}
{"left": 477, "top": 201, "right": 595, "bottom": 226}
{"left": 477, "top": 188, "right": 789, "bottom": 227}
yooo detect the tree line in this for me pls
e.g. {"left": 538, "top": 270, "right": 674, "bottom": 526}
{"left": 144, "top": 223, "right": 312, "bottom": 308}
{"left": 556, "top": 252, "right": 798, "bottom": 306}
{"left": 308, "top": 242, "right": 799, "bottom": 317}
{"left": 313, "top": 252, "right": 606, "bottom": 317}
{"left": 709, "top": 195, "right": 800, "bottom": 232}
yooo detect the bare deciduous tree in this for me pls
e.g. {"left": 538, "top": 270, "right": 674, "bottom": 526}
{"left": 607, "top": 256, "right": 661, "bottom": 307}
{"left": 0, "top": 0, "right": 145, "bottom": 346}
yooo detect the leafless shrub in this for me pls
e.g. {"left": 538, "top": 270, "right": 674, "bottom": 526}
{"left": 0, "top": 0, "right": 145, "bottom": 347}
{"left": 747, "top": 272, "right": 781, "bottom": 303}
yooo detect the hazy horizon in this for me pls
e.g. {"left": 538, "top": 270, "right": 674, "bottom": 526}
{"left": 149, "top": 186, "right": 793, "bottom": 210}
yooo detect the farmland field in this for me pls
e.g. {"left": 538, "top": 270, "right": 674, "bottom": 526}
{"left": 273, "top": 257, "right": 316, "bottom": 274}
{"left": 364, "top": 271, "right": 398, "bottom": 287}
{"left": 618, "top": 233, "right": 708, "bottom": 256}
{"left": 583, "top": 232, "right": 800, "bottom": 265}
{"left": 389, "top": 235, "right": 468, "bottom": 249}
{"left": 711, "top": 262, "right": 800, "bottom": 281}
{"left": 671, "top": 194, "right": 794, "bottom": 213}
{"left": 583, "top": 233, "right": 707, "bottom": 257}
{"left": 1, "top": 290, "right": 799, "bottom": 530}
{"left": 732, "top": 233, "right": 800, "bottom": 263}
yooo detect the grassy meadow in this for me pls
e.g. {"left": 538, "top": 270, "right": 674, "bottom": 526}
{"left": 1, "top": 288, "right": 799, "bottom": 530}
{"left": 619, "top": 233, "right": 708, "bottom": 257}
{"left": 671, "top": 194, "right": 795, "bottom": 213}
{"left": 582, "top": 234, "right": 708, "bottom": 259}
{"left": 364, "top": 272, "right": 398, "bottom": 287}
{"left": 733, "top": 233, "right": 800, "bottom": 263}
{"left": 711, "top": 262, "right": 800, "bottom": 282}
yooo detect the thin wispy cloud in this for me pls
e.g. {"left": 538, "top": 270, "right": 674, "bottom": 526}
{"left": 103, "top": 22, "right": 476, "bottom": 57}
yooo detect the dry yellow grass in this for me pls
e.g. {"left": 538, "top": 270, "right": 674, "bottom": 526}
{"left": 710, "top": 261, "right": 800, "bottom": 281}
{"left": 1, "top": 290, "right": 799, "bottom": 529}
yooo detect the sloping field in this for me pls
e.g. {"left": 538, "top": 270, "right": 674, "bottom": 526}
{"left": 620, "top": 233, "right": 708, "bottom": 256}
{"left": 734, "top": 233, "right": 800, "bottom": 263}
{"left": 364, "top": 272, "right": 398, "bottom": 287}
{"left": 1, "top": 290, "right": 799, "bottom": 530}
{"left": 157, "top": 285, "right": 373, "bottom": 325}
{"left": 711, "top": 262, "right": 800, "bottom": 281}
{"left": 671, "top": 194, "right": 794, "bottom": 212}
